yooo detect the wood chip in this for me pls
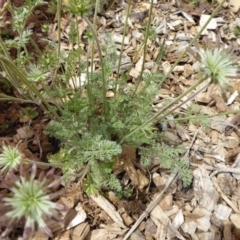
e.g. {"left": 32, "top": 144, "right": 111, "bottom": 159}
{"left": 229, "top": 0, "right": 240, "bottom": 13}
{"left": 214, "top": 204, "right": 232, "bottom": 221}
{"left": 230, "top": 213, "right": 240, "bottom": 228}
{"left": 90, "top": 195, "right": 125, "bottom": 227}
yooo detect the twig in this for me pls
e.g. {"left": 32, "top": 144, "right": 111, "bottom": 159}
{"left": 215, "top": 120, "right": 240, "bottom": 136}
{"left": 122, "top": 173, "right": 178, "bottom": 240}
{"left": 212, "top": 176, "right": 240, "bottom": 214}
{"left": 184, "top": 127, "right": 202, "bottom": 158}
{"left": 123, "top": 124, "right": 202, "bottom": 239}
{"left": 190, "top": 163, "right": 240, "bottom": 176}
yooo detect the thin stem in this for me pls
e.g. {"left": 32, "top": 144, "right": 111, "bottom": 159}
{"left": 40, "top": 82, "right": 64, "bottom": 113}
{"left": 116, "top": 0, "right": 132, "bottom": 80}
{"left": 119, "top": 76, "right": 206, "bottom": 144}
{"left": 0, "top": 94, "right": 36, "bottom": 103}
{"left": 25, "top": 159, "right": 89, "bottom": 183}
{"left": 93, "top": 0, "right": 99, "bottom": 25}
{"left": 86, "top": 42, "right": 93, "bottom": 111}
{"left": 62, "top": 164, "right": 90, "bottom": 181}
{"left": 158, "top": 81, "right": 210, "bottom": 122}
{"left": 0, "top": 55, "right": 60, "bottom": 120}
{"left": 75, "top": 15, "right": 83, "bottom": 95}
{"left": 29, "top": 37, "right": 42, "bottom": 56}
{"left": 24, "top": 158, "right": 64, "bottom": 167}
{"left": 86, "top": 0, "right": 101, "bottom": 112}
{"left": 119, "top": 0, "right": 226, "bottom": 144}
{"left": 84, "top": 16, "right": 107, "bottom": 120}
{"left": 57, "top": 0, "right": 61, "bottom": 58}
{"left": 140, "top": 0, "right": 153, "bottom": 77}
{"left": 131, "top": 0, "right": 153, "bottom": 98}
{"left": 0, "top": 35, "right": 11, "bottom": 60}
{"left": 170, "top": 109, "right": 240, "bottom": 122}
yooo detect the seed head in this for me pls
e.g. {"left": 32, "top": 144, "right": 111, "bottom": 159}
{"left": 0, "top": 164, "right": 65, "bottom": 239}
{"left": 0, "top": 145, "right": 22, "bottom": 172}
{"left": 189, "top": 37, "right": 240, "bottom": 90}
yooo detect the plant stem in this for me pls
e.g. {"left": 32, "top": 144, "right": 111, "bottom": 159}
{"left": 0, "top": 94, "right": 37, "bottom": 103}
{"left": 84, "top": 16, "right": 107, "bottom": 120}
{"left": 86, "top": 42, "right": 93, "bottom": 111}
{"left": 140, "top": 0, "right": 153, "bottom": 78}
{"left": 158, "top": 81, "right": 210, "bottom": 122}
{"left": 25, "top": 158, "right": 64, "bottom": 167}
{"left": 120, "top": 0, "right": 226, "bottom": 144}
{"left": 132, "top": 0, "right": 153, "bottom": 98}
{"left": 25, "top": 158, "right": 89, "bottom": 182}
{"left": 0, "top": 55, "right": 60, "bottom": 120}
{"left": 171, "top": 109, "right": 240, "bottom": 122}
{"left": 119, "top": 76, "right": 206, "bottom": 144}
{"left": 116, "top": 0, "right": 132, "bottom": 82}
{"left": 57, "top": 0, "right": 61, "bottom": 58}
{"left": 62, "top": 164, "right": 89, "bottom": 181}
{"left": 75, "top": 15, "right": 82, "bottom": 92}
{"left": 25, "top": 159, "right": 90, "bottom": 181}
{"left": 87, "top": 0, "right": 101, "bottom": 111}
{"left": 29, "top": 37, "right": 43, "bottom": 56}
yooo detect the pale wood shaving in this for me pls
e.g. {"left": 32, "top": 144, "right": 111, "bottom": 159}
{"left": 212, "top": 176, "right": 240, "bottom": 214}
{"left": 49, "top": 0, "right": 240, "bottom": 239}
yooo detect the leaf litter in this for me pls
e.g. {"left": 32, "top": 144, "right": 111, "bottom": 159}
{"left": 2, "top": 0, "right": 240, "bottom": 239}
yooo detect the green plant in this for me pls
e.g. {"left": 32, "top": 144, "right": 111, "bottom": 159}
{"left": 0, "top": 0, "right": 231, "bottom": 193}
{"left": 19, "top": 107, "right": 39, "bottom": 119}
{"left": 188, "top": 37, "right": 239, "bottom": 95}
{"left": 0, "top": 0, "right": 236, "bottom": 238}
{"left": 44, "top": 0, "right": 193, "bottom": 194}
{"left": 0, "top": 123, "right": 8, "bottom": 132}
{"left": 189, "top": 0, "right": 200, "bottom": 6}
{"left": 0, "top": 144, "right": 67, "bottom": 238}
{"left": 0, "top": 0, "right": 231, "bottom": 199}
{"left": 183, "top": 103, "right": 210, "bottom": 128}
{"left": 233, "top": 26, "right": 240, "bottom": 37}
{"left": 0, "top": 74, "right": 12, "bottom": 93}
{"left": 190, "top": 0, "right": 216, "bottom": 5}
{"left": 0, "top": 145, "right": 22, "bottom": 171}
{"left": 0, "top": 164, "right": 65, "bottom": 240}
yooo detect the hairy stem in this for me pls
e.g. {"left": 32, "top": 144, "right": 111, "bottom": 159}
{"left": 171, "top": 109, "right": 240, "bottom": 122}
{"left": 84, "top": 16, "right": 107, "bottom": 120}
{"left": 140, "top": 0, "right": 153, "bottom": 77}
{"left": 116, "top": 0, "right": 132, "bottom": 82}
{"left": 158, "top": 81, "right": 210, "bottom": 122}
{"left": 119, "top": 76, "right": 206, "bottom": 144}
{"left": 120, "top": 0, "right": 226, "bottom": 144}
{"left": 0, "top": 55, "right": 60, "bottom": 120}
{"left": 57, "top": 0, "right": 61, "bottom": 58}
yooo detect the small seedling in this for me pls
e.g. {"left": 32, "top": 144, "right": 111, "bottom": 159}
{"left": 19, "top": 107, "right": 39, "bottom": 120}
{"left": 189, "top": 0, "right": 200, "bottom": 6}
{"left": 233, "top": 26, "right": 240, "bottom": 37}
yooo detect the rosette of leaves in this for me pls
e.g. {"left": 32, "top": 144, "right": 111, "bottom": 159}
{"left": 189, "top": 37, "right": 240, "bottom": 93}
{"left": 0, "top": 164, "right": 65, "bottom": 240}
{"left": 0, "top": 144, "right": 22, "bottom": 171}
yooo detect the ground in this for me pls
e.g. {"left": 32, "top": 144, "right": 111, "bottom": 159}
{"left": 1, "top": 0, "right": 240, "bottom": 239}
